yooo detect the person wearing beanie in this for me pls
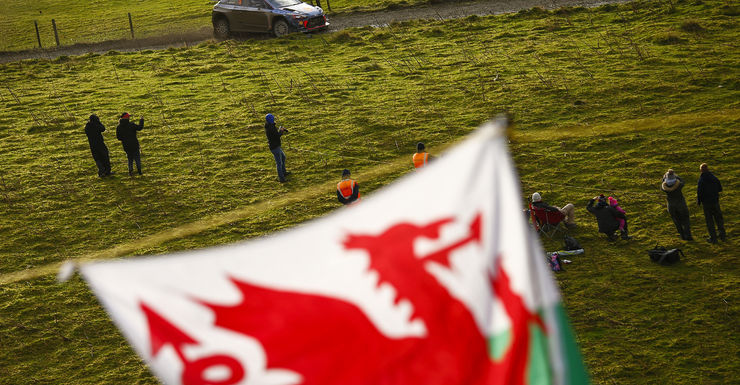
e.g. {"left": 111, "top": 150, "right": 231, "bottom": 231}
{"left": 661, "top": 168, "right": 692, "bottom": 241}
{"left": 587, "top": 194, "right": 629, "bottom": 241}
{"left": 607, "top": 196, "right": 628, "bottom": 235}
{"left": 412, "top": 142, "right": 434, "bottom": 170}
{"left": 115, "top": 112, "right": 145, "bottom": 176}
{"left": 84, "top": 114, "right": 112, "bottom": 177}
{"left": 337, "top": 169, "right": 360, "bottom": 205}
{"left": 530, "top": 192, "right": 577, "bottom": 227}
{"left": 264, "top": 113, "right": 289, "bottom": 182}
{"left": 697, "top": 163, "right": 725, "bottom": 243}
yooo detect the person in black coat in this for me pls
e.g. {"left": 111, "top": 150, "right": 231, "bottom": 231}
{"left": 116, "top": 112, "right": 144, "bottom": 176}
{"left": 587, "top": 194, "right": 631, "bottom": 241}
{"left": 84, "top": 114, "right": 112, "bottom": 177}
{"left": 697, "top": 163, "right": 725, "bottom": 243}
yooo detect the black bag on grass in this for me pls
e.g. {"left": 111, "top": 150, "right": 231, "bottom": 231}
{"left": 648, "top": 246, "right": 684, "bottom": 265}
{"left": 564, "top": 235, "right": 582, "bottom": 251}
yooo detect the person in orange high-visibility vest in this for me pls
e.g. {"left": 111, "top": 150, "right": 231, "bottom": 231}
{"left": 412, "top": 142, "right": 434, "bottom": 169}
{"left": 337, "top": 169, "right": 360, "bottom": 205}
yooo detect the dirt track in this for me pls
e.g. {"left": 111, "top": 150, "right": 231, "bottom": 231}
{"left": 0, "top": 0, "right": 628, "bottom": 63}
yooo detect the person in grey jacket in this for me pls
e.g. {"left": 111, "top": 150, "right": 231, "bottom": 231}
{"left": 661, "top": 169, "right": 692, "bottom": 241}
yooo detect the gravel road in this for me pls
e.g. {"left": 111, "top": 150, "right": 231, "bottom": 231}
{"left": 0, "top": 0, "right": 628, "bottom": 63}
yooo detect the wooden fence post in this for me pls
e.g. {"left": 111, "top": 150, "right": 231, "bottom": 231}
{"left": 128, "top": 13, "right": 134, "bottom": 39}
{"left": 51, "top": 19, "right": 60, "bottom": 47}
{"left": 34, "top": 20, "right": 42, "bottom": 48}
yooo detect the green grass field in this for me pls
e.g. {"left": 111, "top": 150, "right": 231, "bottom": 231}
{"left": 0, "top": 0, "right": 423, "bottom": 52}
{"left": 0, "top": 0, "right": 738, "bottom": 383}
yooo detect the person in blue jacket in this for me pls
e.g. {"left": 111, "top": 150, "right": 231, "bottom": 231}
{"left": 264, "top": 113, "right": 289, "bottom": 182}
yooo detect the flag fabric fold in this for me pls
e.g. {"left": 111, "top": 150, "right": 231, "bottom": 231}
{"left": 80, "top": 119, "right": 589, "bottom": 385}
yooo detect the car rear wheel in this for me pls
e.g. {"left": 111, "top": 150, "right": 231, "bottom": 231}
{"left": 214, "top": 18, "right": 230, "bottom": 39}
{"left": 272, "top": 19, "right": 290, "bottom": 37}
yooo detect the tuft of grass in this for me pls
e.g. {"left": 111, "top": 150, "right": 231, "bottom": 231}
{"left": 653, "top": 31, "right": 686, "bottom": 45}
{"left": 718, "top": 4, "right": 739, "bottom": 16}
{"left": 517, "top": 6, "right": 549, "bottom": 17}
{"left": 679, "top": 19, "right": 705, "bottom": 33}
{"left": 384, "top": 0, "right": 408, "bottom": 11}
{"left": 331, "top": 30, "right": 360, "bottom": 43}
{"left": 426, "top": 26, "right": 445, "bottom": 36}
{"left": 0, "top": 1, "right": 738, "bottom": 384}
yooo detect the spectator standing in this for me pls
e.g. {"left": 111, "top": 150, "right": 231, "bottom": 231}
{"left": 661, "top": 169, "right": 692, "bottom": 241}
{"left": 84, "top": 114, "right": 112, "bottom": 177}
{"left": 337, "top": 169, "right": 360, "bottom": 205}
{"left": 531, "top": 192, "right": 577, "bottom": 227}
{"left": 265, "top": 113, "right": 289, "bottom": 182}
{"left": 697, "top": 163, "right": 725, "bottom": 243}
{"left": 587, "top": 194, "right": 631, "bottom": 240}
{"left": 116, "top": 112, "right": 145, "bottom": 176}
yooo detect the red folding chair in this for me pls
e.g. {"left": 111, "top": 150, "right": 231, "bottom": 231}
{"left": 529, "top": 203, "right": 567, "bottom": 239}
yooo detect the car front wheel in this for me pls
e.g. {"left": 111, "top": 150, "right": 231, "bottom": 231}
{"left": 214, "top": 18, "right": 230, "bottom": 39}
{"left": 273, "top": 19, "right": 290, "bottom": 37}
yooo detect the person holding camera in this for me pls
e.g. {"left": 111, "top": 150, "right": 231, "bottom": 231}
{"left": 116, "top": 112, "right": 145, "bottom": 176}
{"left": 661, "top": 169, "right": 692, "bottom": 241}
{"left": 587, "top": 194, "right": 631, "bottom": 241}
{"left": 264, "top": 113, "right": 290, "bottom": 182}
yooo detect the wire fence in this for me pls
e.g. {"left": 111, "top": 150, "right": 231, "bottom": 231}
{"left": 0, "top": 0, "right": 424, "bottom": 52}
{"left": 0, "top": 11, "right": 213, "bottom": 52}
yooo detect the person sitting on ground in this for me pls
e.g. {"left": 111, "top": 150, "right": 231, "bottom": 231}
{"left": 587, "top": 194, "right": 631, "bottom": 240}
{"left": 337, "top": 169, "right": 360, "bottom": 205}
{"left": 607, "top": 196, "right": 627, "bottom": 233}
{"left": 531, "top": 192, "right": 577, "bottom": 228}
{"left": 661, "top": 168, "right": 692, "bottom": 241}
{"left": 412, "top": 142, "right": 434, "bottom": 170}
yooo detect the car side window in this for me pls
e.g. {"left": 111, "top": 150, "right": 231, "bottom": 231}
{"left": 248, "top": 0, "right": 267, "bottom": 8}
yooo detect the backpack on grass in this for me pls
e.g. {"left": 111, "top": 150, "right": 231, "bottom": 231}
{"left": 648, "top": 246, "right": 684, "bottom": 265}
{"left": 563, "top": 235, "right": 582, "bottom": 251}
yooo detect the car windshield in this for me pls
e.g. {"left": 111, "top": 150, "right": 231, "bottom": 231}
{"left": 270, "top": 0, "right": 302, "bottom": 7}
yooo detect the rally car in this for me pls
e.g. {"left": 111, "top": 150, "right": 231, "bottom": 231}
{"left": 212, "top": 0, "right": 329, "bottom": 38}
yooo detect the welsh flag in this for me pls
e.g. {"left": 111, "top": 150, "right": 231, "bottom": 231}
{"left": 80, "top": 119, "right": 589, "bottom": 385}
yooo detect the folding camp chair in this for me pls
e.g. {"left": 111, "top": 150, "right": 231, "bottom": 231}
{"left": 529, "top": 203, "right": 567, "bottom": 239}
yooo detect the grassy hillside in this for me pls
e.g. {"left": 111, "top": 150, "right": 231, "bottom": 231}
{"left": 0, "top": 0, "right": 738, "bottom": 383}
{"left": 0, "top": 0, "right": 212, "bottom": 52}
{"left": 0, "top": 0, "right": 421, "bottom": 52}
